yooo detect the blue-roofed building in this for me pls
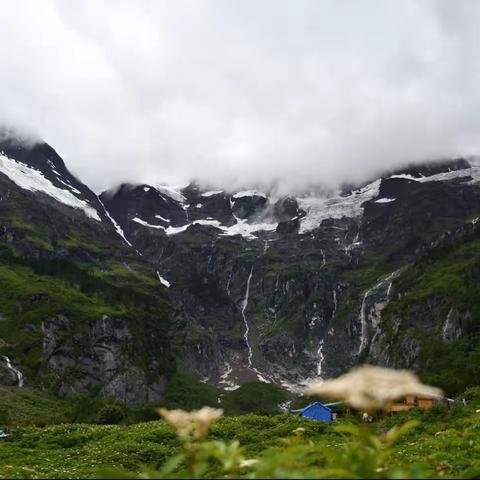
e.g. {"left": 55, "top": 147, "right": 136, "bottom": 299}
{"left": 296, "top": 401, "right": 333, "bottom": 423}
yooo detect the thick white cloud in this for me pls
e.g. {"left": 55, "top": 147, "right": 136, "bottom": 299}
{"left": 0, "top": 0, "right": 479, "bottom": 193}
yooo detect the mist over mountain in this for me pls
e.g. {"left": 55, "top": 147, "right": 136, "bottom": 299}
{"left": 2, "top": 0, "right": 480, "bottom": 193}
{"left": 3, "top": 2, "right": 480, "bottom": 477}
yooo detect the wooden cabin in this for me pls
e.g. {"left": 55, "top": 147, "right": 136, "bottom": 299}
{"left": 387, "top": 394, "right": 437, "bottom": 413}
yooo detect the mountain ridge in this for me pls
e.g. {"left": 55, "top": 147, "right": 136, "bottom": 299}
{"left": 0, "top": 133, "right": 479, "bottom": 405}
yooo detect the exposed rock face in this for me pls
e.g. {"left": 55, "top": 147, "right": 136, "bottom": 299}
{"left": 101, "top": 183, "right": 189, "bottom": 232}
{"left": 231, "top": 193, "right": 269, "bottom": 221}
{"left": 276, "top": 217, "right": 301, "bottom": 234}
{"left": 0, "top": 357, "right": 23, "bottom": 386}
{"left": 275, "top": 197, "right": 305, "bottom": 234}
{"left": 0, "top": 134, "right": 173, "bottom": 404}
{"left": 442, "top": 308, "right": 472, "bottom": 344}
{"left": 2, "top": 131, "right": 480, "bottom": 400}
{"left": 42, "top": 315, "right": 167, "bottom": 407}
{"left": 388, "top": 157, "right": 471, "bottom": 178}
{"left": 274, "top": 197, "right": 296, "bottom": 221}
{"left": 99, "top": 156, "right": 480, "bottom": 391}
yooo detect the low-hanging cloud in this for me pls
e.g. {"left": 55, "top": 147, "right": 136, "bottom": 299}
{"left": 1, "top": 0, "right": 480, "bottom": 193}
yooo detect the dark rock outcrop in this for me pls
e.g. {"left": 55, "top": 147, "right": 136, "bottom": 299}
{"left": 42, "top": 315, "right": 168, "bottom": 407}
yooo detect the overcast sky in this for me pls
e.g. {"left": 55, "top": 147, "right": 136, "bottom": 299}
{"left": 1, "top": 0, "right": 480, "bottom": 193}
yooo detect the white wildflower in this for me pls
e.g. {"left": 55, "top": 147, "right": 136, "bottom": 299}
{"left": 292, "top": 427, "right": 305, "bottom": 434}
{"left": 240, "top": 459, "right": 259, "bottom": 468}
{"left": 305, "top": 365, "right": 442, "bottom": 411}
{"left": 158, "top": 406, "right": 223, "bottom": 441}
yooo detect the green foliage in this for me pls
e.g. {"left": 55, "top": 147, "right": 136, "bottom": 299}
{"left": 151, "top": 376, "right": 291, "bottom": 417}
{"left": 388, "top": 237, "right": 480, "bottom": 318}
{"left": 158, "top": 372, "right": 221, "bottom": 411}
{"left": 417, "top": 333, "right": 480, "bottom": 395}
{"left": 461, "top": 386, "right": 480, "bottom": 404}
{"left": 0, "top": 386, "right": 69, "bottom": 427}
{"left": 66, "top": 395, "right": 131, "bottom": 425}
{"left": 1, "top": 404, "right": 480, "bottom": 478}
{"left": 221, "top": 382, "right": 290, "bottom": 415}
{"left": 377, "top": 236, "right": 480, "bottom": 396}
{"left": 344, "top": 263, "right": 390, "bottom": 291}
{"left": 96, "top": 404, "right": 129, "bottom": 425}
{"left": 0, "top": 240, "right": 174, "bottom": 386}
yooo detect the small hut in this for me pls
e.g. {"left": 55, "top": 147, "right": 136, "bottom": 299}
{"left": 386, "top": 394, "right": 452, "bottom": 413}
{"left": 294, "top": 401, "right": 333, "bottom": 423}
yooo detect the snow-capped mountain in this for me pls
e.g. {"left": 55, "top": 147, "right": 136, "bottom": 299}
{"left": 101, "top": 157, "right": 480, "bottom": 242}
{"left": 0, "top": 135, "right": 172, "bottom": 406}
{"left": 0, "top": 137, "right": 104, "bottom": 221}
{"left": 1, "top": 132, "right": 480, "bottom": 402}
{"left": 101, "top": 156, "right": 480, "bottom": 392}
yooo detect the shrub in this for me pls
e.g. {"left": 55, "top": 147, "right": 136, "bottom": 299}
{"left": 96, "top": 403, "right": 128, "bottom": 425}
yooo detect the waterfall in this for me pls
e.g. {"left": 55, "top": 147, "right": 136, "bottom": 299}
{"left": 226, "top": 270, "right": 232, "bottom": 297}
{"left": 2, "top": 356, "right": 24, "bottom": 387}
{"left": 263, "top": 240, "right": 270, "bottom": 254}
{"left": 273, "top": 275, "right": 279, "bottom": 306}
{"left": 352, "top": 230, "right": 360, "bottom": 247}
{"left": 316, "top": 339, "right": 325, "bottom": 377}
{"left": 357, "top": 268, "right": 405, "bottom": 356}
{"left": 332, "top": 289, "right": 337, "bottom": 319}
{"left": 240, "top": 267, "right": 270, "bottom": 383}
{"left": 183, "top": 203, "right": 190, "bottom": 222}
{"left": 207, "top": 239, "right": 216, "bottom": 266}
{"left": 314, "top": 287, "right": 338, "bottom": 378}
{"left": 157, "top": 271, "right": 171, "bottom": 288}
{"left": 101, "top": 315, "right": 109, "bottom": 335}
{"left": 357, "top": 287, "right": 374, "bottom": 355}
{"left": 441, "top": 308, "right": 455, "bottom": 341}
{"left": 320, "top": 249, "right": 326, "bottom": 268}
{"left": 343, "top": 227, "right": 361, "bottom": 260}
{"left": 241, "top": 267, "right": 255, "bottom": 367}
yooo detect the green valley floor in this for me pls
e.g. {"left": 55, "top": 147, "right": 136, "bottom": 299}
{"left": 1, "top": 396, "right": 480, "bottom": 479}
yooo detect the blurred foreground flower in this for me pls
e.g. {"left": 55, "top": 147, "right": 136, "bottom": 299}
{"left": 158, "top": 406, "right": 223, "bottom": 442}
{"left": 306, "top": 365, "right": 442, "bottom": 411}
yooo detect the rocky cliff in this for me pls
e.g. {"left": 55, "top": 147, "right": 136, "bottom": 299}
{"left": 1, "top": 131, "right": 480, "bottom": 401}
{"left": 101, "top": 157, "right": 480, "bottom": 394}
{"left": 0, "top": 135, "right": 173, "bottom": 406}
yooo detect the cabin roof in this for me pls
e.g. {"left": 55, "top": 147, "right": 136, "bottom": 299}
{"left": 291, "top": 401, "right": 332, "bottom": 413}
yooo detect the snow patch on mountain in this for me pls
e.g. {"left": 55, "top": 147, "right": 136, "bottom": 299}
{"left": 0, "top": 154, "right": 101, "bottom": 221}
{"left": 57, "top": 178, "right": 81, "bottom": 195}
{"left": 99, "top": 198, "right": 132, "bottom": 247}
{"left": 389, "top": 164, "right": 480, "bottom": 184}
{"left": 154, "top": 214, "right": 171, "bottom": 223}
{"left": 156, "top": 184, "right": 187, "bottom": 203}
{"left": 157, "top": 271, "right": 171, "bottom": 288}
{"left": 298, "top": 180, "right": 381, "bottom": 233}
{"left": 132, "top": 215, "right": 276, "bottom": 239}
{"left": 221, "top": 218, "right": 277, "bottom": 239}
{"left": 132, "top": 217, "right": 164, "bottom": 229}
{"left": 232, "top": 190, "right": 266, "bottom": 199}
{"left": 296, "top": 164, "right": 480, "bottom": 233}
{"left": 201, "top": 190, "right": 224, "bottom": 197}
